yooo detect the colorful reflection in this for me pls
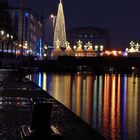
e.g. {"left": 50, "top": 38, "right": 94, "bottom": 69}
{"left": 30, "top": 73, "right": 140, "bottom": 140}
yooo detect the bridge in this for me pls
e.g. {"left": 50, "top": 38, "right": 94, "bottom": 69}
{"left": 39, "top": 56, "right": 140, "bottom": 74}
{"left": 1, "top": 56, "right": 140, "bottom": 74}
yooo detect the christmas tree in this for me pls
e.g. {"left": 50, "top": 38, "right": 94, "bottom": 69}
{"left": 53, "top": 0, "right": 67, "bottom": 49}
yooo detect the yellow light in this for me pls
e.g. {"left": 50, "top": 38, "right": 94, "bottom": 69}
{"left": 132, "top": 67, "right": 135, "bottom": 70}
{"left": 0, "top": 30, "right": 5, "bottom": 35}
{"left": 130, "top": 41, "right": 135, "bottom": 47}
{"left": 118, "top": 51, "right": 122, "bottom": 54}
{"left": 11, "top": 35, "right": 13, "bottom": 39}
{"left": 77, "top": 40, "right": 83, "bottom": 47}
{"left": 105, "top": 51, "right": 108, "bottom": 54}
{"left": 73, "top": 45, "right": 77, "bottom": 50}
{"left": 112, "top": 50, "right": 117, "bottom": 56}
{"left": 6, "top": 34, "right": 9, "bottom": 38}
{"left": 44, "top": 46, "right": 48, "bottom": 49}
{"left": 23, "top": 45, "right": 27, "bottom": 49}
{"left": 50, "top": 14, "right": 54, "bottom": 18}
{"left": 107, "top": 52, "right": 110, "bottom": 55}
{"left": 95, "top": 45, "right": 98, "bottom": 51}
{"left": 100, "top": 45, "right": 104, "bottom": 51}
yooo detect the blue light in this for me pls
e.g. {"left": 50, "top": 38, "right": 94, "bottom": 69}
{"left": 39, "top": 38, "right": 42, "bottom": 59}
{"left": 38, "top": 73, "right": 42, "bottom": 87}
{"left": 15, "top": 11, "right": 19, "bottom": 16}
{"left": 25, "top": 12, "right": 29, "bottom": 17}
{"left": 121, "top": 75, "right": 127, "bottom": 140}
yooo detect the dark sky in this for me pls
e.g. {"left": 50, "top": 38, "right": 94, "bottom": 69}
{"left": 7, "top": 0, "right": 140, "bottom": 49}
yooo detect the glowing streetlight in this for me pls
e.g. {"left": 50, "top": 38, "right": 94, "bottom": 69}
{"left": 6, "top": 34, "right": 9, "bottom": 38}
{"left": 73, "top": 45, "right": 77, "bottom": 51}
{"left": 0, "top": 30, "right": 5, "bottom": 54}
{"left": 44, "top": 45, "right": 48, "bottom": 50}
{"left": 50, "top": 14, "right": 56, "bottom": 30}
{"left": 0, "top": 30, "right": 5, "bottom": 36}
{"left": 10, "top": 35, "right": 13, "bottom": 40}
{"left": 19, "top": 44, "right": 22, "bottom": 47}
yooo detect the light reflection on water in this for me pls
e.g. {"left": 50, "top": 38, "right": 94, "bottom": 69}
{"left": 30, "top": 73, "right": 140, "bottom": 140}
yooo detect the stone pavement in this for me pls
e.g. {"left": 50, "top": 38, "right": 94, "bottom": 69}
{"left": 0, "top": 69, "right": 107, "bottom": 140}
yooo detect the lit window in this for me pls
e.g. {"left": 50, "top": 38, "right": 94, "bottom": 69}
{"left": 85, "top": 34, "right": 87, "bottom": 38}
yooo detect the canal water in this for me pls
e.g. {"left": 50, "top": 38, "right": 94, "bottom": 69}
{"left": 28, "top": 73, "right": 140, "bottom": 140}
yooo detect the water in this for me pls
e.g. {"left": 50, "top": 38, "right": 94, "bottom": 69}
{"left": 29, "top": 73, "right": 140, "bottom": 140}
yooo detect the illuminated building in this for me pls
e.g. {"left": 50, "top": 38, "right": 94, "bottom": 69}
{"left": 8, "top": 8, "right": 44, "bottom": 58}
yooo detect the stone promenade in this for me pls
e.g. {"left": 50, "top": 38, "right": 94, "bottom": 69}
{"left": 0, "top": 69, "right": 107, "bottom": 140}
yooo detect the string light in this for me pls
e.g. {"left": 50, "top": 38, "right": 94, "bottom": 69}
{"left": 53, "top": 1, "right": 67, "bottom": 49}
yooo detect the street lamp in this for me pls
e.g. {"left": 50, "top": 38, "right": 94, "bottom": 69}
{"left": 0, "top": 30, "right": 5, "bottom": 36}
{"left": 50, "top": 14, "right": 56, "bottom": 30}
{"left": 43, "top": 44, "right": 48, "bottom": 59}
{"left": 13, "top": 41, "right": 18, "bottom": 57}
{"left": 0, "top": 31, "right": 14, "bottom": 57}
{"left": 73, "top": 45, "right": 77, "bottom": 51}
{"left": 8, "top": 35, "right": 14, "bottom": 54}
{"left": 6, "top": 34, "right": 10, "bottom": 57}
{"left": 0, "top": 30, "right": 5, "bottom": 55}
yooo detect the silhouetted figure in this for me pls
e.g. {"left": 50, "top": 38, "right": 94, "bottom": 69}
{"left": 21, "top": 101, "right": 63, "bottom": 140}
{"left": 31, "top": 102, "right": 52, "bottom": 138}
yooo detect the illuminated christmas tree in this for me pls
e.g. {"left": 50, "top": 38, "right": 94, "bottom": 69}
{"left": 53, "top": 0, "right": 67, "bottom": 49}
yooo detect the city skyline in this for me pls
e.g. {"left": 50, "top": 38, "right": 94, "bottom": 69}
{"left": 7, "top": 0, "right": 140, "bottom": 49}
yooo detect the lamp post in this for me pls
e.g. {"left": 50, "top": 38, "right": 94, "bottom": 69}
{"left": 50, "top": 14, "right": 56, "bottom": 31}
{"left": 13, "top": 41, "right": 17, "bottom": 57}
{"left": 0, "top": 30, "right": 5, "bottom": 37}
{"left": 6, "top": 33, "right": 10, "bottom": 57}
{"left": 43, "top": 44, "right": 48, "bottom": 59}
{"left": 0, "top": 30, "right": 5, "bottom": 55}
{"left": 10, "top": 35, "right": 14, "bottom": 54}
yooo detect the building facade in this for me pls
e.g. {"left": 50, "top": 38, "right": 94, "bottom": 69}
{"left": 67, "top": 27, "right": 110, "bottom": 52}
{"left": 8, "top": 7, "right": 44, "bottom": 58}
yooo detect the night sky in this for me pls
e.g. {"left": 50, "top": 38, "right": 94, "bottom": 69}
{"left": 7, "top": 0, "right": 140, "bottom": 49}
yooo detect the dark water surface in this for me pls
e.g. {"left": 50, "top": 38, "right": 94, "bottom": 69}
{"left": 28, "top": 73, "right": 140, "bottom": 140}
